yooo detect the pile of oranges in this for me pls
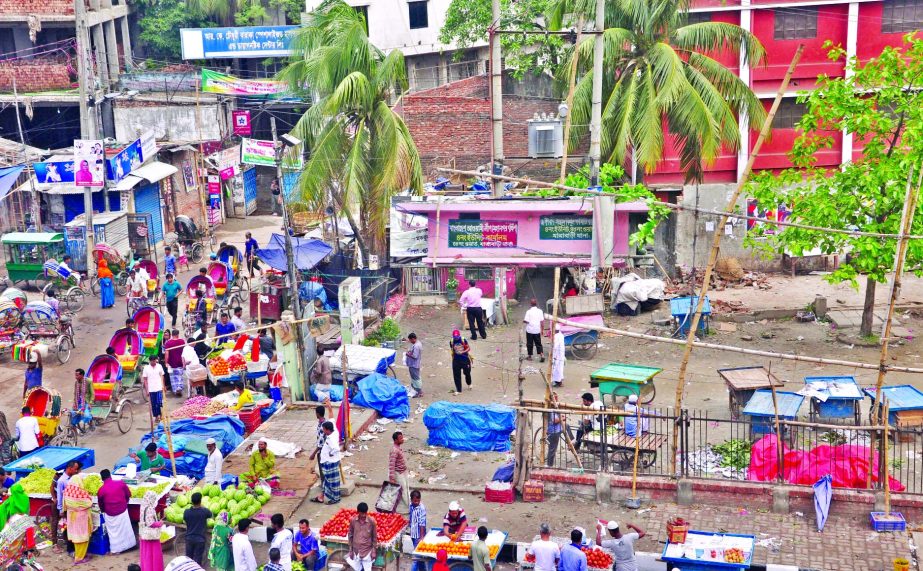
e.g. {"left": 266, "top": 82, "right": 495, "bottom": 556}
{"left": 724, "top": 548, "right": 746, "bottom": 563}
{"left": 415, "top": 542, "right": 500, "bottom": 559}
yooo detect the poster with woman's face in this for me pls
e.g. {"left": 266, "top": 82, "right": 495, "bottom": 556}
{"left": 73, "top": 139, "right": 104, "bottom": 187}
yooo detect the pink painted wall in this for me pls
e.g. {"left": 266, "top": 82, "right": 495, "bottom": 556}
{"left": 450, "top": 268, "right": 517, "bottom": 298}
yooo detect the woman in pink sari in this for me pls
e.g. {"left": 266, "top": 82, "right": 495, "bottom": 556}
{"left": 139, "top": 491, "right": 165, "bottom": 570}
{"left": 63, "top": 474, "right": 95, "bottom": 564}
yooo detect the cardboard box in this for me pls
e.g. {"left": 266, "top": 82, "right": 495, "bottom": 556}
{"left": 522, "top": 480, "right": 544, "bottom": 502}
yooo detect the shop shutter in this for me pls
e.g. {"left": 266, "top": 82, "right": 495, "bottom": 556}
{"left": 134, "top": 182, "right": 164, "bottom": 244}
{"left": 243, "top": 167, "right": 258, "bottom": 214}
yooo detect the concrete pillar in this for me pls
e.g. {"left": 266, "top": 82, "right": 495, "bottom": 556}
{"left": 104, "top": 20, "right": 120, "bottom": 81}
{"left": 92, "top": 24, "right": 110, "bottom": 88}
{"left": 595, "top": 473, "right": 611, "bottom": 504}
{"left": 814, "top": 295, "right": 827, "bottom": 319}
{"left": 119, "top": 17, "right": 133, "bottom": 65}
{"left": 771, "top": 487, "right": 790, "bottom": 514}
{"left": 842, "top": 3, "right": 859, "bottom": 165}
{"left": 676, "top": 479, "right": 694, "bottom": 505}
{"left": 735, "top": 0, "right": 752, "bottom": 183}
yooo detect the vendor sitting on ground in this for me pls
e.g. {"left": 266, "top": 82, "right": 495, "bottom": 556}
{"left": 243, "top": 437, "right": 278, "bottom": 483}
{"left": 442, "top": 501, "right": 468, "bottom": 542}
{"left": 232, "top": 381, "right": 254, "bottom": 411}
{"left": 130, "top": 442, "right": 166, "bottom": 473}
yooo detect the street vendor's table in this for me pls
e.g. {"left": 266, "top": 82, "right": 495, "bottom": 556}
{"left": 661, "top": 530, "right": 754, "bottom": 570}
{"left": 413, "top": 528, "right": 508, "bottom": 571}
{"left": 863, "top": 385, "right": 923, "bottom": 428}
{"left": 5, "top": 446, "right": 95, "bottom": 481}
{"left": 27, "top": 473, "right": 175, "bottom": 523}
{"left": 803, "top": 376, "right": 863, "bottom": 424}
{"left": 321, "top": 511, "right": 407, "bottom": 571}
{"left": 717, "top": 366, "right": 784, "bottom": 419}
{"left": 741, "top": 390, "right": 804, "bottom": 442}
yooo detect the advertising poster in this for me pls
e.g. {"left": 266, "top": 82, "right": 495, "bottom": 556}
{"left": 181, "top": 26, "right": 297, "bottom": 59}
{"left": 201, "top": 70, "right": 287, "bottom": 96}
{"left": 448, "top": 220, "right": 518, "bottom": 248}
{"left": 106, "top": 139, "right": 144, "bottom": 183}
{"left": 183, "top": 161, "right": 197, "bottom": 191}
{"left": 338, "top": 277, "right": 364, "bottom": 345}
{"left": 32, "top": 161, "right": 75, "bottom": 184}
{"left": 240, "top": 138, "right": 276, "bottom": 166}
{"left": 232, "top": 110, "right": 252, "bottom": 136}
{"left": 73, "top": 139, "right": 104, "bottom": 188}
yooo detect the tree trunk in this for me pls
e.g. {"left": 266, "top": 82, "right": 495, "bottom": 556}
{"left": 860, "top": 275, "right": 877, "bottom": 337}
{"left": 331, "top": 191, "right": 369, "bottom": 263}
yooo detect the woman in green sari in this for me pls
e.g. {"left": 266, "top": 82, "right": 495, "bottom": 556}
{"left": 208, "top": 510, "right": 233, "bottom": 571}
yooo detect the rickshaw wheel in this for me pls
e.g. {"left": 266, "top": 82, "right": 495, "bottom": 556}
{"left": 55, "top": 336, "right": 72, "bottom": 364}
{"left": 41, "top": 282, "right": 53, "bottom": 299}
{"left": 34, "top": 504, "right": 54, "bottom": 541}
{"left": 32, "top": 273, "right": 49, "bottom": 292}
{"left": 190, "top": 243, "right": 205, "bottom": 264}
{"left": 570, "top": 333, "right": 598, "bottom": 360}
{"left": 640, "top": 382, "right": 656, "bottom": 404}
{"left": 115, "top": 273, "right": 129, "bottom": 297}
{"left": 90, "top": 277, "right": 100, "bottom": 296}
{"left": 239, "top": 276, "right": 250, "bottom": 292}
{"left": 116, "top": 400, "right": 134, "bottom": 434}
{"left": 66, "top": 287, "right": 85, "bottom": 312}
{"left": 140, "top": 386, "right": 149, "bottom": 403}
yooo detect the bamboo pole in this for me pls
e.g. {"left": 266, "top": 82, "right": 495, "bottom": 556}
{"left": 540, "top": 372, "right": 583, "bottom": 469}
{"left": 546, "top": 268, "right": 561, "bottom": 401}
{"left": 629, "top": 398, "right": 642, "bottom": 500}
{"left": 544, "top": 314, "right": 923, "bottom": 374}
{"left": 767, "top": 364, "right": 784, "bottom": 483}
{"left": 869, "top": 164, "right": 922, "bottom": 488}
{"left": 559, "top": 20, "right": 585, "bottom": 183}
{"left": 160, "top": 386, "right": 178, "bottom": 477}
{"left": 883, "top": 400, "right": 892, "bottom": 513}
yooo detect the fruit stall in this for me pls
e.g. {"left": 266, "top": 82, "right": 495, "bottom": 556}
{"left": 320, "top": 509, "right": 408, "bottom": 571}
{"left": 414, "top": 528, "right": 508, "bottom": 571}
{"left": 17, "top": 468, "right": 174, "bottom": 523}
{"left": 207, "top": 339, "right": 271, "bottom": 386}
{"left": 521, "top": 542, "right": 613, "bottom": 571}
{"left": 3, "top": 446, "right": 95, "bottom": 481}
{"left": 661, "top": 530, "right": 754, "bottom": 570}
{"left": 162, "top": 483, "right": 272, "bottom": 530}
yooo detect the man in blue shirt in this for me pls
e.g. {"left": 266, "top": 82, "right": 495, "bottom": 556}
{"left": 409, "top": 490, "right": 427, "bottom": 571}
{"left": 161, "top": 273, "right": 183, "bottom": 327}
{"left": 559, "top": 529, "right": 587, "bottom": 571}
{"left": 164, "top": 246, "right": 177, "bottom": 276}
{"left": 294, "top": 518, "right": 319, "bottom": 569}
{"left": 244, "top": 232, "right": 261, "bottom": 279}
{"left": 215, "top": 313, "right": 236, "bottom": 342}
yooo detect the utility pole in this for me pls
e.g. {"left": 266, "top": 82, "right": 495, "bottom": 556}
{"left": 75, "top": 0, "right": 96, "bottom": 274}
{"left": 271, "top": 116, "right": 302, "bottom": 320}
{"left": 12, "top": 77, "right": 41, "bottom": 231}
{"left": 588, "top": 0, "right": 605, "bottom": 186}
{"left": 488, "top": 0, "right": 504, "bottom": 196}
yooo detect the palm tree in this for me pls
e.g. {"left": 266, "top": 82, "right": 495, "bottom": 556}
{"left": 278, "top": 0, "right": 423, "bottom": 258}
{"left": 549, "top": 0, "right": 767, "bottom": 182}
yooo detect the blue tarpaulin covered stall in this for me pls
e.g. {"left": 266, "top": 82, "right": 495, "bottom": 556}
{"left": 424, "top": 402, "right": 515, "bottom": 452}
{"left": 352, "top": 373, "right": 410, "bottom": 420}
{"left": 255, "top": 233, "right": 332, "bottom": 272}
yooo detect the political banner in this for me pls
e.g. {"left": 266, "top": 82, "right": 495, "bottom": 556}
{"left": 539, "top": 214, "right": 593, "bottom": 240}
{"left": 33, "top": 161, "right": 75, "bottom": 184}
{"left": 181, "top": 26, "right": 297, "bottom": 59}
{"left": 106, "top": 139, "right": 144, "bottom": 183}
{"left": 201, "top": 69, "right": 287, "bottom": 96}
{"left": 240, "top": 138, "right": 276, "bottom": 167}
{"left": 232, "top": 110, "right": 252, "bottom": 136}
{"left": 448, "top": 220, "right": 518, "bottom": 248}
{"left": 73, "top": 139, "right": 104, "bottom": 188}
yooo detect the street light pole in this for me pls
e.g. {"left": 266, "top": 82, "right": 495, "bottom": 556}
{"left": 271, "top": 116, "right": 302, "bottom": 320}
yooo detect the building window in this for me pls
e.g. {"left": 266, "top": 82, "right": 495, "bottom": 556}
{"left": 882, "top": 0, "right": 923, "bottom": 33}
{"left": 458, "top": 212, "right": 480, "bottom": 220}
{"left": 685, "top": 11, "right": 712, "bottom": 25}
{"left": 773, "top": 99, "right": 807, "bottom": 130}
{"left": 408, "top": 1, "right": 429, "bottom": 29}
{"left": 773, "top": 7, "right": 817, "bottom": 40}
{"left": 464, "top": 267, "right": 493, "bottom": 282}
{"left": 0, "top": 30, "right": 15, "bottom": 60}
{"left": 353, "top": 5, "right": 369, "bottom": 34}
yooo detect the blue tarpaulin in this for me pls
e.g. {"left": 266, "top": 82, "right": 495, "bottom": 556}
{"left": 423, "top": 402, "right": 515, "bottom": 452}
{"left": 310, "top": 383, "right": 344, "bottom": 402}
{"left": 255, "top": 233, "right": 332, "bottom": 272}
{"left": 0, "top": 166, "right": 25, "bottom": 200}
{"left": 814, "top": 474, "right": 832, "bottom": 531}
{"left": 144, "top": 416, "right": 245, "bottom": 456}
{"left": 352, "top": 373, "right": 410, "bottom": 420}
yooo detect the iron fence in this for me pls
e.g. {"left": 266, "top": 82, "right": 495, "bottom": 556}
{"left": 529, "top": 407, "right": 923, "bottom": 495}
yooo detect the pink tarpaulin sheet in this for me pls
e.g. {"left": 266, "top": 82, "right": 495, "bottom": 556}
{"left": 554, "top": 314, "right": 605, "bottom": 336}
{"left": 747, "top": 434, "right": 905, "bottom": 491}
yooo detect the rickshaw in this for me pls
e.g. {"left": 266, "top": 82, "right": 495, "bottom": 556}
{"left": 109, "top": 327, "right": 147, "bottom": 399}
{"left": 184, "top": 274, "right": 216, "bottom": 335}
{"left": 216, "top": 244, "right": 244, "bottom": 277}
{"left": 133, "top": 306, "right": 165, "bottom": 358}
{"left": 20, "top": 301, "right": 74, "bottom": 364}
{"left": 84, "top": 354, "right": 134, "bottom": 434}
{"left": 90, "top": 242, "right": 131, "bottom": 297}
{"left": 41, "top": 259, "right": 86, "bottom": 313}
{"left": 207, "top": 261, "right": 243, "bottom": 313}
{"left": 170, "top": 215, "right": 211, "bottom": 264}
{"left": 0, "top": 300, "right": 24, "bottom": 354}
{"left": 135, "top": 259, "right": 161, "bottom": 300}
{"left": 23, "top": 386, "right": 76, "bottom": 448}
{"left": 0, "top": 232, "right": 66, "bottom": 290}
{"left": 0, "top": 288, "right": 27, "bottom": 310}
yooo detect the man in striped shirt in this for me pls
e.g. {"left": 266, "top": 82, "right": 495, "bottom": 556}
{"left": 389, "top": 431, "right": 409, "bottom": 510}
{"left": 409, "top": 490, "right": 427, "bottom": 571}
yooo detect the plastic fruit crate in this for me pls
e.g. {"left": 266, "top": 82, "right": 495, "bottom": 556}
{"left": 870, "top": 512, "right": 906, "bottom": 532}
{"left": 485, "top": 485, "right": 514, "bottom": 504}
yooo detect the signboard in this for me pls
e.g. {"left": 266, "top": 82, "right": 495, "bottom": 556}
{"left": 181, "top": 26, "right": 298, "bottom": 59}
{"left": 182, "top": 161, "right": 196, "bottom": 191}
{"left": 106, "top": 139, "right": 144, "bottom": 183}
{"left": 127, "top": 213, "right": 154, "bottom": 256}
{"left": 73, "top": 139, "right": 104, "bottom": 187}
{"left": 539, "top": 214, "right": 592, "bottom": 240}
{"left": 448, "top": 220, "right": 517, "bottom": 248}
{"left": 338, "top": 277, "right": 364, "bottom": 345}
{"left": 240, "top": 138, "right": 276, "bottom": 166}
{"left": 390, "top": 208, "right": 429, "bottom": 258}
{"left": 208, "top": 175, "right": 221, "bottom": 209}
{"left": 201, "top": 69, "right": 287, "bottom": 96}
{"left": 232, "top": 110, "right": 252, "bottom": 136}
{"left": 211, "top": 145, "right": 240, "bottom": 180}
{"left": 33, "top": 161, "right": 74, "bottom": 184}
{"left": 140, "top": 130, "right": 158, "bottom": 162}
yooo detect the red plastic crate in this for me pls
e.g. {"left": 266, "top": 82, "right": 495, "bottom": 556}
{"left": 239, "top": 407, "right": 262, "bottom": 433}
{"left": 484, "top": 485, "right": 514, "bottom": 504}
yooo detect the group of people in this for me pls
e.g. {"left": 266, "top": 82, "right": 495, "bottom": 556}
{"left": 527, "top": 521, "right": 647, "bottom": 571}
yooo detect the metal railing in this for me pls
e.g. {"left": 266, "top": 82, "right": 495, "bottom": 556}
{"left": 529, "top": 407, "right": 923, "bottom": 495}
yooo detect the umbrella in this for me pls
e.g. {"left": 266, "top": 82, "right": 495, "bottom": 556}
{"left": 813, "top": 474, "right": 832, "bottom": 531}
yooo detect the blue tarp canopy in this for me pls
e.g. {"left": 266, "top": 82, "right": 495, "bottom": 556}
{"left": 424, "top": 401, "right": 515, "bottom": 452}
{"left": 255, "top": 233, "right": 332, "bottom": 272}
{"left": 0, "top": 166, "right": 25, "bottom": 200}
{"left": 352, "top": 373, "right": 410, "bottom": 420}
{"left": 144, "top": 416, "right": 245, "bottom": 456}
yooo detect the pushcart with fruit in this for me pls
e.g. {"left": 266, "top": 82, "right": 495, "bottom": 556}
{"left": 414, "top": 528, "right": 508, "bottom": 571}
{"left": 521, "top": 540, "right": 613, "bottom": 571}
{"left": 321, "top": 509, "right": 407, "bottom": 571}
{"left": 109, "top": 327, "right": 147, "bottom": 398}
{"left": 661, "top": 530, "right": 754, "bottom": 570}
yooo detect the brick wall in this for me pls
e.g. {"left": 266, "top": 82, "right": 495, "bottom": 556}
{"left": 165, "top": 150, "right": 207, "bottom": 229}
{"left": 400, "top": 74, "right": 570, "bottom": 178}
{"left": 0, "top": 0, "right": 74, "bottom": 15}
{"left": 0, "top": 59, "right": 73, "bottom": 93}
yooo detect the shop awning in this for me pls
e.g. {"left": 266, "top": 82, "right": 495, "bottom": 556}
{"left": 123, "top": 161, "right": 178, "bottom": 186}
{"left": 0, "top": 165, "right": 25, "bottom": 200}
{"left": 18, "top": 178, "right": 85, "bottom": 195}
{"left": 255, "top": 234, "right": 333, "bottom": 272}
{"left": 112, "top": 176, "right": 142, "bottom": 191}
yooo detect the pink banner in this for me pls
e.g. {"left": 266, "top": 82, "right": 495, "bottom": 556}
{"left": 232, "top": 110, "right": 252, "bottom": 136}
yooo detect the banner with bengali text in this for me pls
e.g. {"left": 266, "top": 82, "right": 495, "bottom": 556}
{"left": 448, "top": 220, "right": 517, "bottom": 248}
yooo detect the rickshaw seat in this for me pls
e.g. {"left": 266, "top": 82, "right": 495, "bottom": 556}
{"left": 92, "top": 382, "right": 115, "bottom": 401}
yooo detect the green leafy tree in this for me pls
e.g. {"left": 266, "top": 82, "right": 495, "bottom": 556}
{"left": 135, "top": 0, "right": 211, "bottom": 59}
{"left": 439, "top": 0, "right": 565, "bottom": 78}
{"left": 747, "top": 35, "right": 923, "bottom": 336}
{"left": 278, "top": 0, "right": 423, "bottom": 259}
{"left": 186, "top": 0, "right": 301, "bottom": 27}
{"left": 548, "top": 0, "right": 766, "bottom": 182}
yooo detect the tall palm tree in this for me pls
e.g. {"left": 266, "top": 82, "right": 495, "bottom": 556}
{"left": 549, "top": 0, "right": 766, "bottom": 182}
{"left": 278, "top": 0, "right": 423, "bottom": 258}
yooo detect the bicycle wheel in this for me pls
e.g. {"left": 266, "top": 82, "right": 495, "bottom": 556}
{"left": 66, "top": 287, "right": 85, "bottom": 312}
{"left": 190, "top": 243, "right": 205, "bottom": 264}
{"left": 115, "top": 273, "right": 129, "bottom": 297}
{"left": 570, "top": 333, "right": 598, "bottom": 360}
{"left": 56, "top": 335, "right": 73, "bottom": 364}
{"left": 33, "top": 504, "right": 54, "bottom": 541}
{"left": 41, "top": 282, "right": 53, "bottom": 299}
{"left": 90, "top": 277, "right": 100, "bottom": 296}
{"left": 116, "top": 399, "right": 134, "bottom": 434}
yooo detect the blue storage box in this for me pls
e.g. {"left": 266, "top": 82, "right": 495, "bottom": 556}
{"left": 670, "top": 296, "right": 711, "bottom": 335}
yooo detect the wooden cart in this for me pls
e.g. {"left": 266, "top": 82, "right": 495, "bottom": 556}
{"left": 717, "top": 366, "right": 784, "bottom": 420}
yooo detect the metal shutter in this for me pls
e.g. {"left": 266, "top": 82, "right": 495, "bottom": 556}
{"left": 134, "top": 182, "right": 164, "bottom": 244}
{"left": 243, "top": 167, "right": 258, "bottom": 215}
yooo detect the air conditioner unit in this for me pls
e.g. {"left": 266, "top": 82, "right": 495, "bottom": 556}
{"left": 527, "top": 117, "right": 563, "bottom": 158}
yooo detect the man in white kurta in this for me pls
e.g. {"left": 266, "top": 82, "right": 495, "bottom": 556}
{"left": 551, "top": 331, "right": 566, "bottom": 386}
